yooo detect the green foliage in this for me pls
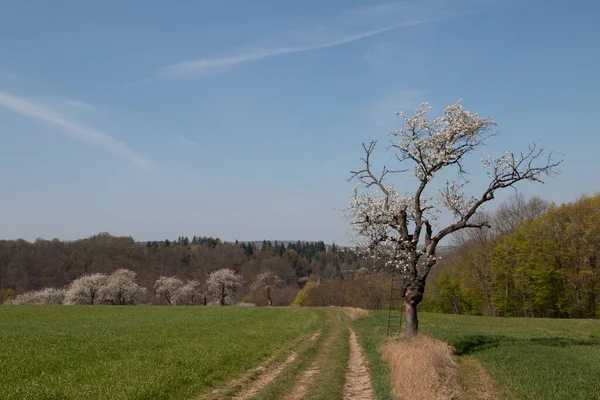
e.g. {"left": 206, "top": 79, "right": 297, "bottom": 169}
{"left": 0, "top": 306, "right": 323, "bottom": 399}
{"left": 291, "top": 281, "right": 316, "bottom": 306}
{"left": 425, "top": 193, "right": 600, "bottom": 319}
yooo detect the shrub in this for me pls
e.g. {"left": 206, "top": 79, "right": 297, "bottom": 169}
{"left": 291, "top": 281, "right": 317, "bottom": 307}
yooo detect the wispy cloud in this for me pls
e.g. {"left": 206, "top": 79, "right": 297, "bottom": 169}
{"left": 65, "top": 99, "right": 96, "bottom": 112}
{"left": 159, "top": 19, "right": 433, "bottom": 78}
{"left": 179, "top": 136, "right": 198, "bottom": 147}
{"left": 0, "top": 91, "right": 149, "bottom": 168}
{"left": 154, "top": 0, "right": 476, "bottom": 79}
{"left": 0, "top": 70, "right": 26, "bottom": 83}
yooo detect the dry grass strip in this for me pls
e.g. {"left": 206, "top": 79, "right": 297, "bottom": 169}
{"left": 381, "top": 335, "right": 462, "bottom": 400}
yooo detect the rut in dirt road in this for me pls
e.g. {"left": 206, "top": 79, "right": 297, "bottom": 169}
{"left": 232, "top": 330, "right": 321, "bottom": 400}
{"left": 343, "top": 328, "right": 375, "bottom": 400}
{"left": 231, "top": 352, "right": 297, "bottom": 400}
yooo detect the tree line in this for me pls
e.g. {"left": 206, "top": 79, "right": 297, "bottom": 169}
{"left": 0, "top": 235, "right": 380, "bottom": 305}
{"left": 422, "top": 193, "right": 600, "bottom": 318}
{"left": 2, "top": 194, "right": 598, "bottom": 317}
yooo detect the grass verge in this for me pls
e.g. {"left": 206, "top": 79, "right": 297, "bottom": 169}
{"left": 351, "top": 313, "right": 395, "bottom": 400}
{"left": 304, "top": 310, "right": 350, "bottom": 400}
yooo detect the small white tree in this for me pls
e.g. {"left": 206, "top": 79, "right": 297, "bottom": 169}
{"left": 64, "top": 273, "right": 108, "bottom": 305}
{"left": 172, "top": 280, "right": 202, "bottom": 305}
{"left": 250, "top": 271, "right": 283, "bottom": 306}
{"left": 9, "top": 287, "right": 66, "bottom": 305}
{"left": 100, "top": 269, "right": 147, "bottom": 305}
{"left": 207, "top": 268, "right": 243, "bottom": 306}
{"left": 347, "top": 100, "right": 561, "bottom": 339}
{"left": 154, "top": 276, "right": 184, "bottom": 306}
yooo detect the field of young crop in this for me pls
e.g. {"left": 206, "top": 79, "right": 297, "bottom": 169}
{"left": 2, "top": 306, "right": 599, "bottom": 400}
{"left": 353, "top": 311, "right": 600, "bottom": 400}
{"left": 0, "top": 306, "right": 324, "bottom": 399}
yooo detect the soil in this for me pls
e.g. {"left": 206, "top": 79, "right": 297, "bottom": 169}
{"left": 342, "top": 328, "right": 375, "bottom": 400}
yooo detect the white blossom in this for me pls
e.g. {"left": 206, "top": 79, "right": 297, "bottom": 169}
{"left": 100, "top": 269, "right": 147, "bottom": 305}
{"left": 172, "top": 280, "right": 203, "bottom": 305}
{"left": 207, "top": 268, "right": 243, "bottom": 306}
{"left": 64, "top": 273, "right": 108, "bottom": 305}
{"left": 8, "top": 287, "right": 66, "bottom": 305}
{"left": 154, "top": 276, "right": 184, "bottom": 306}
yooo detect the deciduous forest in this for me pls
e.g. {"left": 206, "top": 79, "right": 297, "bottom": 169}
{"left": 423, "top": 193, "right": 600, "bottom": 318}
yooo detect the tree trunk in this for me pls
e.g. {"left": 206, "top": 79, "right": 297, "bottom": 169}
{"left": 404, "top": 301, "right": 419, "bottom": 340}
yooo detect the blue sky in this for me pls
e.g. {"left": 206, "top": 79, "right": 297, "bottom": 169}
{"left": 0, "top": 0, "right": 598, "bottom": 244}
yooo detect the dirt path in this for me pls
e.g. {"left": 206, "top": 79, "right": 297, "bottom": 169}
{"left": 284, "top": 330, "right": 330, "bottom": 400}
{"left": 343, "top": 328, "right": 375, "bottom": 400}
{"left": 285, "top": 364, "right": 321, "bottom": 400}
{"left": 231, "top": 352, "right": 298, "bottom": 400}
{"left": 199, "top": 330, "right": 320, "bottom": 400}
{"left": 232, "top": 330, "right": 321, "bottom": 400}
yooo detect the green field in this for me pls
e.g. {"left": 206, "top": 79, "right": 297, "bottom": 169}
{"left": 354, "top": 311, "right": 600, "bottom": 400}
{"left": 2, "top": 306, "right": 599, "bottom": 399}
{"left": 0, "top": 306, "right": 324, "bottom": 400}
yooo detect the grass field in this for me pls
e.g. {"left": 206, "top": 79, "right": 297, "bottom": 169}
{"left": 0, "top": 306, "right": 324, "bottom": 400}
{"left": 2, "top": 306, "right": 599, "bottom": 400}
{"left": 354, "top": 311, "right": 600, "bottom": 400}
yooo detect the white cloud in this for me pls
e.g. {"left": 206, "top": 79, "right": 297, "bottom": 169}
{"left": 154, "top": 0, "right": 479, "bottom": 79}
{"left": 158, "top": 19, "right": 433, "bottom": 78}
{"left": 178, "top": 136, "right": 198, "bottom": 147}
{"left": 146, "top": 2, "right": 483, "bottom": 81}
{"left": 0, "top": 91, "right": 149, "bottom": 168}
{"left": 65, "top": 99, "right": 96, "bottom": 112}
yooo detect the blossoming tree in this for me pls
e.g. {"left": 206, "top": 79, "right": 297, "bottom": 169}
{"left": 347, "top": 100, "right": 561, "bottom": 339}
{"left": 207, "top": 268, "right": 243, "bottom": 306}
{"left": 65, "top": 273, "right": 108, "bottom": 305}
{"left": 250, "top": 271, "right": 283, "bottom": 306}
{"left": 154, "top": 276, "right": 184, "bottom": 306}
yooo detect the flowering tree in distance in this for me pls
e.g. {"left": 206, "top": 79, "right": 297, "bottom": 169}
{"left": 250, "top": 271, "right": 283, "bottom": 306}
{"left": 207, "top": 268, "right": 243, "bottom": 306}
{"left": 64, "top": 273, "right": 108, "bottom": 305}
{"left": 100, "top": 269, "right": 147, "bottom": 305}
{"left": 154, "top": 276, "right": 184, "bottom": 306}
{"left": 347, "top": 100, "right": 561, "bottom": 339}
{"left": 172, "top": 280, "right": 203, "bottom": 305}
